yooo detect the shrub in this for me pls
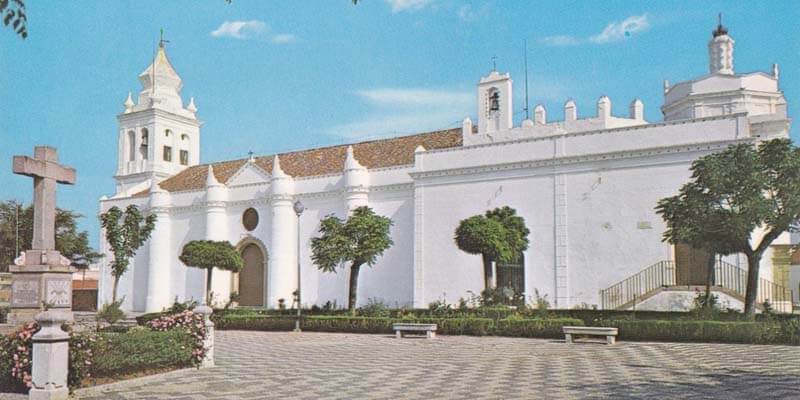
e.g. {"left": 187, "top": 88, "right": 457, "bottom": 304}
{"left": 303, "top": 316, "right": 395, "bottom": 334}
{"left": 146, "top": 310, "right": 208, "bottom": 364}
{"left": 0, "top": 323, "right": 97, "bottom": 393}
{"left": 417, "top": 318, "right": 494, "bottom": 336}
{"left": 604, "top": 319, "right": 800, "bottom": 345}
{"left": 165, "top": 297, "right": 197, "bottom": 314}
{"left": 357, "top": 298, "right": 391, "bottom": 318}
{"left": 213, "top": 315, "right": 296, "bottom": 331}
{"left": 91, "top": 329, "right": 195, "bottom": 378}
{"left": 0, "top": 322, "right": 36, "bottom": 392}
{"left": 97, "top": 300, "right": 125, "bottom": 327}
{"left": 496, "top": 318, "right": 584, "bottom": 339}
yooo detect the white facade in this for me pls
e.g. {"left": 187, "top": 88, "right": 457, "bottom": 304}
{"left": 99, "top": 25, "right": 793, "bottom": 312}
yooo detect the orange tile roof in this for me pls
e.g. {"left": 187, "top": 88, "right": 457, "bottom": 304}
{"left": 151, "top": 128, "right": 462, "bottom": 193}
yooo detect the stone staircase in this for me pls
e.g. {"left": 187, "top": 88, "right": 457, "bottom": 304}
{"left": 600, "top": 260, "right": 794, "bottom": 313}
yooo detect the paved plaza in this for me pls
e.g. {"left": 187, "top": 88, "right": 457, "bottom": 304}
{"left": 73, "top": 331, "right": 800, "bottom": 400}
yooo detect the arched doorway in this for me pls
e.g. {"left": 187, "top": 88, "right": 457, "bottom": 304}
{"left": 238, "top": 242, "right": 266, "bottom": 306}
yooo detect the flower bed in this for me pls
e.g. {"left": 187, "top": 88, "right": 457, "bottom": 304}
{"left": 0, "top": 310, "right": 208, "bottom": 394}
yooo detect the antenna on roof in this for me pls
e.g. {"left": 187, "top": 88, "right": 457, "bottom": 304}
{"left": 523, "top": 39, "right": 530, "bottom": 120}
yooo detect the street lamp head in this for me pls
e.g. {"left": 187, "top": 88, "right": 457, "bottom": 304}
{"left": 293, "top": 200, "right": 305, "bottom": 216}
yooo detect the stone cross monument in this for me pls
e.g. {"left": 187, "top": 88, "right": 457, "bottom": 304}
{"left": 8, "top": 146, "right": 76, "bottom": 325}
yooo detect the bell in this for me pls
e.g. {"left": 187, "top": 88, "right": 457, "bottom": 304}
{"left": 489, "top": 92, "right": 500, "bottom": 111}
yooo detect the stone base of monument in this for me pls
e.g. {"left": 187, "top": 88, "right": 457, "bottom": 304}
{"left": 8, "top": 256, "right": 74, "bottom": 326}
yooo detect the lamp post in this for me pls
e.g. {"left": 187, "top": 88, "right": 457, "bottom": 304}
{"left": 293, "top": 200, "right": 305, "bottom": 332}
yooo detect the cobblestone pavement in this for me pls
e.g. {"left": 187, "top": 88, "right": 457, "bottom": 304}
{"left": 76, "top": 331, "right": 800, "bottom": 400}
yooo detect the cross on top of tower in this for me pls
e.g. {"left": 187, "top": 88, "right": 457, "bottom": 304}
{"left": 491, "top": 55, "right": 497, "bottom": 71}
{"left": 159, "top": 28, "right": 170, "bottom": 49}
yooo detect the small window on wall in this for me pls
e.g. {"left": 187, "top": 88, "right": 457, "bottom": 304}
{"left": 163, "top": 146, "right": 173, "bottom": 162}
{"left": 242, "top": 208, "right": 259, "bottom": 231}
{"left": 165, "top": 129, "right": 172, "bottom": 137}
{"left": 180, "top": 150, "right": 189, "bottom": 165}
{"left": 181, "top": 134, "right": 189, "bottom": 141}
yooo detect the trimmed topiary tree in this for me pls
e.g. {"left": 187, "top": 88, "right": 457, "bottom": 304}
{"left": 179, "top": 240, "right": 244, "bottom": 305}
{"left": 454, "top": 206, "right": 530, "bottom": 290}
{"left": 311, "top": 206, "right": 394, "bottom": 310}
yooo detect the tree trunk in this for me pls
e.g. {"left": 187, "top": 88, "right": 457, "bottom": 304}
{"left": 205, "top": 268, "right": 214, "bottom": 306}
{"left": 743, "top": 252, "right": 763, "bottom": 318}
{"left": 482, "top": 253, "right": 493, "bottom": 290}
{"left": 348, "top": 263, "right": 362, "bottom": 310}
{"left": 112, "top": 276, "right": 120, "bottom": 303}
{"left": 704, "top": 253, "right": 716, "bottom": 308}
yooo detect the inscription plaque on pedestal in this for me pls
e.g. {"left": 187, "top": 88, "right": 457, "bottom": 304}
{"left": 11, "top": 279, "right": 39, "bottom": 307}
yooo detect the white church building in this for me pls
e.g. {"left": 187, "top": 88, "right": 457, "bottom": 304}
{"left": 98, "top": 22, "right": 797, "bottom": 313}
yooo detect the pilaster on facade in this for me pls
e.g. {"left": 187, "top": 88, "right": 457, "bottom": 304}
{"left": 553, "top": 136, "right": 569, "bottom": 308}
{"left": 412, "top": 183, "right": 426, "bottom": 308}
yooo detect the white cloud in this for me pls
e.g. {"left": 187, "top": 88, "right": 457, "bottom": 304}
{"left": 539, "top": 14, "right": 650, "bottom": 46}
{"left": 211, "top": 20, "right": 297, "bottom": 44}
{"left": 357, "top": 88, "right": 471, "bottom": 108}
{"left": 458, "top": 5, "right": 475, "bottom": 21}
{"left": 211, "top": 20, "right": 267, "bottom": 40}
{"left": 539, "top": 35, "right": 582, "bottom": 47}
{"left": 590, "top": 14, "right": 650, "bottom": 44}
{"left": 271, "top": 34, "right": 297, "bottom": 44}
{"left": 327, "top": 88, "right": 472, "bottom": 139}
{"left": 386, "top": 0, "right": 434, "bottom": 13}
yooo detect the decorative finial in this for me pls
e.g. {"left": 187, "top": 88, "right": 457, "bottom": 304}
{"left": 272, "top": 155, "right": 288, "bottom": 178}
{"left": 206, "top": 165, "right": 221, "bottom": 187}
{"left": 491, "top": 55, "right": 497, "bottom": 71}
{"left": 123, "top": 91, "right": 134, "bottom": 112}
{"left": 187, "top": 97, "right": 197, "bottom": 113}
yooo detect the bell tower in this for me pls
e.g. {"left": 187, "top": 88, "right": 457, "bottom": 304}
{"left": 477, "top": 70, "right": 513, "bottom": 134}
{"left": 115, "top": 37, "right": 201, "bottom": 197}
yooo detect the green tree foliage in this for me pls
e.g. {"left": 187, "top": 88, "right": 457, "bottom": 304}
{"left": 656, "top": 138, "right": 800, "bottom": 317}
{"left": 454, "top": 206, "right": 530, "bottom": 290}
{"left": 179, "top": 240, "right": 244, "bottom": 305}
{"left": 100, "top": 205, "right": 156, "bottom": 302}
{"left": 0, "top": 0, "right": 27, "bottom": 39}
{"left": 0, "top": 201, "right": 100, "bottom": 272}
{"left": 311, "top": 206, "right": 394, "bottom": 310}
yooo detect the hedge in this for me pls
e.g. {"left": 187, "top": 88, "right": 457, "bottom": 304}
{"left": 91, "top": 329, "right": 196, "bottom": 378}
{"left": 496, "top": 318, "right": 584, "bottom": 339}
{"left": 213, "top": 315, "right": 572, "bottom": 338}
{"left": 212, "top": 315, "right": 296, "bottom": 331}
{"left": 602, "top": 319, "right": 800, "bottom": 345}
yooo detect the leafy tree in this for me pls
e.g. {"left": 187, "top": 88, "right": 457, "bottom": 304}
{"left": 0, "top": 200, "right": 100, "bottom": 272}
{"left": 656, "top": 139, "right": 800, "bottom": 317}
{"left": 100, "top": 205, "right": 156, "bottom": 302}
{"left": 454, "top": 206, "right": 530, "bottom": 290}
{"left": 656, "top": 184, "right": 738, "bottom": 308}
{"left": 179, "top": 240, "right": 244, "bottom": 305}
{"left": 0, "top": 0, "right": 27, "bottom": 39}
{"left": 311, "top": 206, "right": 393, "bottom": 310}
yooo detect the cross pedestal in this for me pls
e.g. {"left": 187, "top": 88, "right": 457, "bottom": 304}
{"left": 8, "top": 146, "right": 76, "bottom": 325}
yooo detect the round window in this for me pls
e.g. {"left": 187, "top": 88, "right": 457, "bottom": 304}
{"left": 242, "top": 208, "right": 259, "bottom": 231}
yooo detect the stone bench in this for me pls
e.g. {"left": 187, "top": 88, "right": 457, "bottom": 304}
{"left": 563, "top": 326, "right": 618, "bottom": 345}
{"left": 393, "top": 323, "right": 437, "bottom": 339}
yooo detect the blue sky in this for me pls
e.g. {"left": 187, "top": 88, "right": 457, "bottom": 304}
{"left": 0, "top": 1, "right": 798, "bottom": 248}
